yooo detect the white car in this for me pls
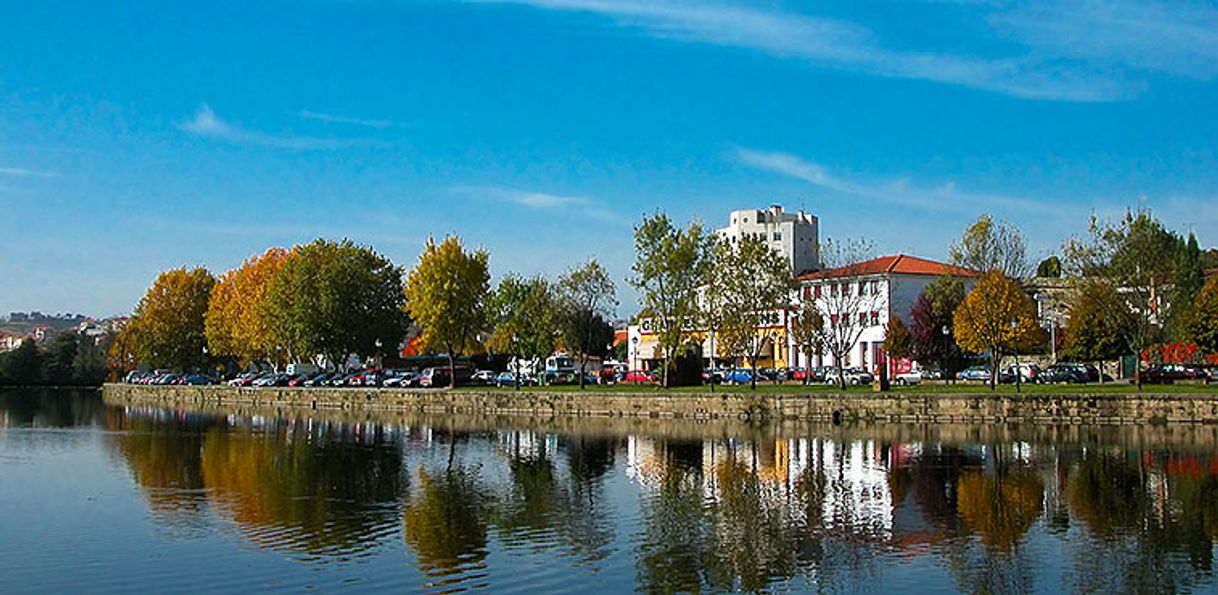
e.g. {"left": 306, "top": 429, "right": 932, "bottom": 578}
{"left": 894, "top": 370, "right": 923, "bottom": 385}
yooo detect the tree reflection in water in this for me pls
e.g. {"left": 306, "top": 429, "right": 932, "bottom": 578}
{"left": 109, "top": 407, "right": 404, "bottom": 555}
{"left": 85, "top": 396, "right": 1218, "bottom": 594}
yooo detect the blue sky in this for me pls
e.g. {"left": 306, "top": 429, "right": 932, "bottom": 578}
{"left": 2, "top": 0, "right": 1217, "bottom": 317}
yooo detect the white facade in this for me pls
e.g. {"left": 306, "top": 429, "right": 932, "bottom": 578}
{"left": 793, "top": 260, "right": 978, "bottom": 373}
{"left": 716, "top": 204, "right": 820, "bottom": 275}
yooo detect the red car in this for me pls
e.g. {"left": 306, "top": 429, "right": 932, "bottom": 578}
{"left": 1142, "top": 364, "right": 1210, "bottom": 383}
{"left": 623, "top": 370, "right": 655, "bottom": 384}
{"left": 788, "top": 367, "right": 807, "bottom": 381}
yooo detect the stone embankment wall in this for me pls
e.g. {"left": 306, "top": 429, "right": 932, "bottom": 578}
{"left": 102, "top": 384, "right": 1218, "bottom": 425}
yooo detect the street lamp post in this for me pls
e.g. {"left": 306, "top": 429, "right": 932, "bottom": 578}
{"left": 941, "top": 325, "right": 952, "bottom": 385}
{"left": 631, "top": 336, "right": 639, "bottom": 384}
{"left": 1011, "top": 318, "right": 1021, "bottom": 393}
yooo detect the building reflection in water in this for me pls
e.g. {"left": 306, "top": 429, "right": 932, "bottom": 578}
{"left": 96, "top": 400, "right": 1218, "bottom": 593}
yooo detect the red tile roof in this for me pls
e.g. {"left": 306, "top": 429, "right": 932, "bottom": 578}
{"left": 796, "top": 254, "right": 980, "bottom": 281}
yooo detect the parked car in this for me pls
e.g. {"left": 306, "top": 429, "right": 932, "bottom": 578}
{"left": 842, "top": 367, "right": 874, "bottom": 385}
{"left": 702, "top": 369, "right": 724, "bottom": 384}
{"left": 723, "top": 369, "right": 754, "bottom": 385}
{"left": 957, "top": 366, "right": 992, "bottom": 382}
{"left": 1000, "top": 364, "right": 1040, "bottom": 384}
{"left": 381, "top": 370, "right": 416, "bottom": 387}
{"left": 1143, "top": 364, "right": 1210, "bottom": 383}
{"left": 1037, "top": 364, "right": 1090, "bottom": 384}
{"left": 623, "top": 369, "right": 655, "bottom": 384}
{"left": 181, "top": 374, "right": 215, "bottom": 385}
{"left": 894, "top": 370, "right": 922, "bottom": 385}
{"left": 471, "top": 370, "right": 496, "bottom": 385}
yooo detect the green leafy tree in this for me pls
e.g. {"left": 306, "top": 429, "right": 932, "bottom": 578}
{"left": 629, "top": 212, "right": 712, "bottom": 387}
{"left": 708, "top": 233, "right": 794, "bottom": 389}
{"left": 556, "top": 259, "right": 618, "bottom": 389}
{"left": 1169, "top": 232, "right": 1205, "bottom": 341}
{"left": 266, "top": 239, "right": 408, "bottom": 371}
{"left": 950, "top": 214, "right": 1030, "bottom": 277}
{"left": 1062, "top": 280, "right": 1133, "bottom": 371}
{"left": 787, "top": 299, "right": 823, "bottom": 385}
{"left": 953, "top": 270, "right": 1043, "bottom": 389}
{"left": 486, "top": 273, "right": 558, "bottom": 388}
{"left": 1036, "top": 256, "right": 1062, "bottom": 278}
{"left": 129, "top": 267, "right": 216, "bottom": 371}
{"left": 405, "top": 236, "right": 491, "bottom": 388}
{"left": 1192, "top": 276, "right": 1218, "bottom": 354}
{"left": 41, "top": 332, "right": 79, "bottom": 385}
{"left": 1063, "top": 208, "right": 1180, "bottom": 389}
{"left": 0, "top": 339, "right": 44, "bottom": 386}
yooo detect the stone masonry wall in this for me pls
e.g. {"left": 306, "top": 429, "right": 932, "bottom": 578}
{"left": 102, "top": 384, "right": 1218, "bottom": 425}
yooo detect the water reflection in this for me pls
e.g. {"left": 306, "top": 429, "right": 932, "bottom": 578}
{"left": 4, "top": 390, "right": 1218, "bottom": 593}
{"left": 106, "top": 405, "right": 404, "bottom": 557}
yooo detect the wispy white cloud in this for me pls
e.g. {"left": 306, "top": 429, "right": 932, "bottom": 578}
{"left": 0, "top": 167, "right": 58, "bottom": 178}
{"left": 452, "top": 185, "right": 620, "bottom": 221}
{"left": 990, "top": 0, "right": 1218, "bottom": 81}
{"left": 178, "top": 105, "right": 368, "bottom": 149}
{"left": 733, "top": 146, "right": 1058, "bottom": 214}
{"left": 474, "top": 0, "right": 1216, "bottom": 101}
{"left": 297, "top": 110, "right": 396, "bottom": 129}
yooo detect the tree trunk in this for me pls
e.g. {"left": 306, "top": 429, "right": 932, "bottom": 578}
{"left": 448, "top": 353, "right": 456, "bottom": 389}
{"left": 579, "top": 353, "right": 587, "bottom": 390}
{"left": 990, "top": 352, "right": 999, "bottom": 391}
{"left": 750, "top": 356, "right": 757, "bottom": 391}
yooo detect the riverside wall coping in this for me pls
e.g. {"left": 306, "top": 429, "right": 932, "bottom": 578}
{"left": 101, "top": 384, "right": 1218, "bottom": 425}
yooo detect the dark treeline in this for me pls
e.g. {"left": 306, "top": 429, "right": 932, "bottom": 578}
{"left": 0, "top": 334, "right": 110, "bottom": 387}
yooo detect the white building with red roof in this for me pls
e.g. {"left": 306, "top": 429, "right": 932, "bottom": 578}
{"left": 794, "top": 254, "right": 979, "bottom": 373}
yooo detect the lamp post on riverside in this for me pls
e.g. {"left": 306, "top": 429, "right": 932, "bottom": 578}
{"left": 941, "top": 325, "right": 952, "bottom": 385}
{"left": 1011, "top": 318, "right": 1021, "bottom": 393}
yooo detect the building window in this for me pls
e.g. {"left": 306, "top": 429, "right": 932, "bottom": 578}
{"left": 871, "top": 311, "right": 879, "bottom": 325}
{"left": 859, "top": 312, "right": 867, "bottom": 325}
{"left": 773, "top": 232, "right": 781, "bottom": 240}
{"left": 814, "top": 285, "right": 821, "bottom": 298}
{"left": 802, "top": 286, "right": 811, "bottom": 300}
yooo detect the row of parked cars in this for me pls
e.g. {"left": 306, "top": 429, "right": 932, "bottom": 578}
{"left": 953, "top": 362, "right": 1213, "bottom": 384}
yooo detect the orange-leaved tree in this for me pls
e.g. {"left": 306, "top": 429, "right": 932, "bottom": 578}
{"left": 205, "top": 247, "right": 294, "bottom": 369}
{"left": 953, "top": 270, "right": 1042, "bottom": 389}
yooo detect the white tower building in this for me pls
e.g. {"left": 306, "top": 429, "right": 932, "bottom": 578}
{"left": 715, "top": 204, "right": 820, "bottom": 275}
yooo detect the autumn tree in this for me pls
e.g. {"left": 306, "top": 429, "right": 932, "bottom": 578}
{"left": 707, "top": 233, "right": 794, "bottom": 389}
{"left": 205, "top": 247, "right": 293, "bottom": 369}
{"left": 128, "top": 266, "right": 216, "bottom": 371}
{"left": 950, "top": 214, "right": 1030, "bottom": 277}
{"left": 405, "top": 235, "right": 491, "bottom": 388}
{"left": 486, "top": 273, "right": 558, "bottom": 388}
{"left": 953, "top": 270, "right": 1042, "bottom": 389}
{"left": 806, "top": 237, "right": 879, "bottom": 389}
{"left": 629, "top": 212, "right": 712, "bottom": 387}
{"left": 556, "top": 259, "right": 618, "bottom": 389}
{"left": 265, "top": 239, "right": 408, "bottom": 371}
{"left": 1192, "top": 276, "right": 1218, "bottom": 354}
{"left": 107, "top": 321, "right": 139, "bottom": 376}
{"left": 909, "top": 276, "right": 967, "bottom": 379}
{"left": 787, "top": 298, "right": 823, "bottom": 385}
{"left": 1062, "top": 279, "right": 1133, "bottom": 374}
{"left": 883, "top": 314, "right": 912, "bottom": 367}
{"left": 1063, "top": 208, "right": 1179, "bottom": 388}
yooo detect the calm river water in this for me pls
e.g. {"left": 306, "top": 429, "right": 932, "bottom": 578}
{"left": 2, "top": 389, "right": 1218, "bottom": 593}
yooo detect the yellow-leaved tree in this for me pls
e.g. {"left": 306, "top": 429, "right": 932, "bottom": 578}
{"left": 205, "top": 247, "right": 294, "bottom": 369}
{"left": 953, "top": 270, "right": 1042, "bottom": 389}
{"left": 404, "top": 236, "right": 490, "bottom": 388}
{"left": 129, "top": 266, "right": 216, "bottom": 371}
